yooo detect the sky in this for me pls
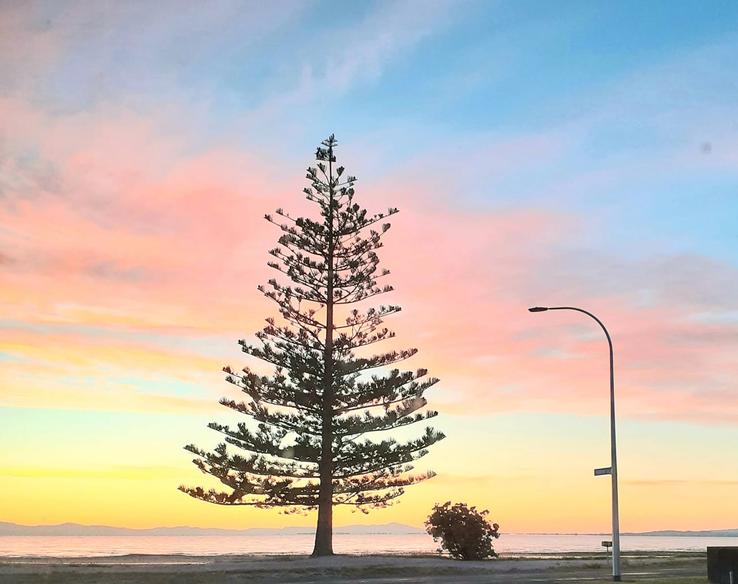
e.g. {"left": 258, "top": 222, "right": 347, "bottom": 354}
{"left": 1, "top": 0, "right": 738, "bottom": 534}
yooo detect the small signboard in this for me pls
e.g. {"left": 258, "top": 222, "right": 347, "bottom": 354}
{"left": 594, "top": 467, "right": 612, "bottom": 476}
{"left": 602, "top": 540, "right": 612, "bottom": 549}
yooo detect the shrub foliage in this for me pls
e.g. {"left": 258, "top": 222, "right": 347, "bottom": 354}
{"left": 425, "top": 501, "right": 500, "bottom": 560}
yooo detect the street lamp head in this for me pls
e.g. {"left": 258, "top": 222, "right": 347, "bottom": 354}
{"left": 528, "top": 306, "right": 549, "bottom": 313}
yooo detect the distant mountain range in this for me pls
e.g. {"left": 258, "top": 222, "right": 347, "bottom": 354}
{"left": 1, "top": 522, "right": 737, "bottom": 537}
{"left": 626, "top": 529, "right": 738, "bottom": 537}
{"left": 0, "top": 521, "right": 424, "bottom": 536}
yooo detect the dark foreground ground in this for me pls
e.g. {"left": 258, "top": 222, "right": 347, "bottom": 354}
{"left": 0, "top": 551, "right": 707, "bottom": 583}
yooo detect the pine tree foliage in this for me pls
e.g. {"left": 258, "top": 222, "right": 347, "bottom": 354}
{"left": 180, "top": 135, "right": 445, "bottom": 550}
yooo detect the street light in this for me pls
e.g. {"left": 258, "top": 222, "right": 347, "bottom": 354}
{"left": 528, "top": 306, "right": 621, "bottom": 582}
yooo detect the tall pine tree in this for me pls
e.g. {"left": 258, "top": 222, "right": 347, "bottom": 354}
{"left": 180, "top": 135, "right": 445, "bottom": 556}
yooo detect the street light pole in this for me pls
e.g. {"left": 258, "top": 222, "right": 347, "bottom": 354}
{"left": 528, "top": 306, "right": 621, "bottom": 582}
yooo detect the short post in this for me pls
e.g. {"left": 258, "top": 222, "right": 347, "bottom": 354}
{"left": 602, "top": 540, "right": 613, "bottom": 568}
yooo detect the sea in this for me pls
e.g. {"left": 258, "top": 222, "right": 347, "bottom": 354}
{"left": 0, "top": 533, "right": 735, "bottom": 558}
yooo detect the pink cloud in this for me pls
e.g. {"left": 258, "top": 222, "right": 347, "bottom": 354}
{"left": 353, "top": 170, "right": 738, "bottom": 425}
{"left": 0, "top": 97, "right": 281, "bottom": 333}
{"left": 1, "top": 96, "right": 737, "bottom": 425}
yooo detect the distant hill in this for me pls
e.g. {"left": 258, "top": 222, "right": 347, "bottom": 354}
{"left": 629, "top": 529, "right": 738, "bottom": 537}
{"left": 0, "top": 521, "right": 424, "bottom": 536}
{"left": 1, "top": 522, "right": 736, "bottom": 537}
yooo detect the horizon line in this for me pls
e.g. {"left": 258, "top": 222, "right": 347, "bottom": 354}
{"left": 2, "top": 520, "right": 736, "bottom": 536}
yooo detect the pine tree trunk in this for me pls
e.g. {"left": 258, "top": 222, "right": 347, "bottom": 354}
{"left": 313, "top": 417, "right": 333, "bottom": 555}
{"left": 313, "top": 361, "right": 334, "bottom": 556}
{"left": 312, "top": 152, "right": 335, "bottom": 557}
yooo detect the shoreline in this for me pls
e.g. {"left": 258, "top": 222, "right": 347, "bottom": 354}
{"left": 0, "top": 549, "right": 708, "bottom": 559}
{"left": 0, "top": 551, "right": 706, "bottom": 583}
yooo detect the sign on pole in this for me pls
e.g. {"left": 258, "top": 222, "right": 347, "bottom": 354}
{"left": 594, "top": 467, "right": 612, "bottom": 476}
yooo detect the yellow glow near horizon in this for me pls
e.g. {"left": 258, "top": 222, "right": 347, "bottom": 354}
{"left": 2, "top": 408, "right": 737, "bottom": 532}
{"left": 3, "top": 463, "right": 737, "bottom": 533}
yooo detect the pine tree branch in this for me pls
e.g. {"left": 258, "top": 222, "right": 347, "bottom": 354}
{"left": 208, "top": 422, "right": 321, "bottom": 464}
{"left": 223, "top": 367, "right": 323, "bottom": 413}
{"left": 338, "top": 348, "right": 419, "bottom": 376}
{"left": 184, "top": 444, "right": 319, "bottom": 479}
{"left": 335, "top": 403, "right": 438, "bottom": 436}
{"left": 219, "top": 399, "right": 323, "bottom": 435}
{"left": 336, "top": 375, "right": 439, "bottom": 413}
{"left": 335, "top": 427, "right": 445, "bottom": 478}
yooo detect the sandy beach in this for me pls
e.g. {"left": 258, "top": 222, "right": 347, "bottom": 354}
{"left": 0, "top": 551, "right": 706, "bottom": 583}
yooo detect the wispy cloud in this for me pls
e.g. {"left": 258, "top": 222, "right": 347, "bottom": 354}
{"left": 0, "top": 464, "right": 183, "bottom": 480}
{"left": 2, "top": 90, "right": 737, "bottom": 424}
{"left": 626, "top": 479, "right": 738, "bottom": 488}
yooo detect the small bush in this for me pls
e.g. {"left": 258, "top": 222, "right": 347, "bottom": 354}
{"left": 425, "top": 501, "right": 500, "bottom": 560}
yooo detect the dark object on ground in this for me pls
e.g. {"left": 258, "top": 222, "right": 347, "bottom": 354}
{"left": 425, "top": 501, "right": 500, "bottom": 560}
{"left": 707, "top": 546, "right": 738, "bottom": 583}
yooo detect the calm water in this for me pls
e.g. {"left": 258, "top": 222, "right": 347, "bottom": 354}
{"left": 0, "top": 533, "right": 734, "bottom": 558}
